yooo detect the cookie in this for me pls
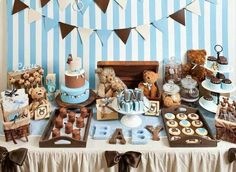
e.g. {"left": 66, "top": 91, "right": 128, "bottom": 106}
{"left": 176, "top": 113, "right": 187, "bottom": 120}
{"left": 170, "top": 136, "right": 181, "bottom": 141}
{"left": 169, "top": 128, "right": 181, "bottom": 136}
{"left": 182, "top": 128, "right": 194, "bottom": 135}
{"left": 188, "top": 113, "right": 199, "bottom": 120}
{"left": 179, "top": 120, "right": 191, "bottom": 128}
{"left": 196, "top": 128, "right": 208, "bottom": 136}
{"left": 192, "top": 120, "right": 203, "bottom": 127}
{"left": 164, "top": 113, "right": 175, "bottom": 120}
{"left": 186, "top": 139, "right": 199, "bottom": 144}
{"left": 167, "top": 120, "right": 178, "bottom": 128}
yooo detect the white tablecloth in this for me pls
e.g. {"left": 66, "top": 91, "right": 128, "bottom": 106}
{"left": 1, "top": 136, "right": 236, "bottom": 172}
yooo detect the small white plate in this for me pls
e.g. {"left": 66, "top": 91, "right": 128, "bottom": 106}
{"left": 199, "top": 97, "right": 218, "bottom": 113}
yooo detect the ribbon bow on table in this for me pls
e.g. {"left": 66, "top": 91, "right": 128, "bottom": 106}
{"left": 0, "top": 146, "right": 28, "bottom": 172}
{"left": 228, "top": 148, "right": 236, "bottom": 163}
{"left": 105, "top": 151, "right": 142, "bottom": 172}
{"left": 5, "top": 89, "right": 18, "bottom": 97}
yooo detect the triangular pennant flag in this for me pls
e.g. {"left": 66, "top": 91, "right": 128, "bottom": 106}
{"left": 77, "top": 28, "right": 93, "bottom": 44}
{"left": 43, "top": 16, "right": 58, "bottom": 32}
{"left": 135, "top": 24, "right": 150, "bottom": 40}
{"left": 12, "top": 0, "right": 28, "bottom": 15}
{"left": 40, "top": 0, "right": 50, "bottom": 7}
{"left": 94, "top": 0, "right": 110, "bottom": 13}
{"left": 59, "top": 22, "right": 76, "bottom": 39}
{"left": 152, "top": 18, "right": 168, "bottom": 33}
{"left": 186, "top": 0, "right": 201, "bottom": 16}
{"left": 28, "top": 9, "right": 41, "bottom": 24}
{"left": 96, "top": 30, "right": 112, "bottom": 46}
{"left": 114, "top": 28, "right": 131, "bottom": 44}
{"left": 114, "top": 0, "right": 127, "bottom": 9}
{"left": 57, "top": 0, "right": 72, "bottom": 11}
{"left": 169, "top": 8, "right": 185, "bottom": 26}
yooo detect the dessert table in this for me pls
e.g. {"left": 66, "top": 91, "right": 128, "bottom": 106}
{"left": 0, "top": 104, "right": 236, "bottom": 172}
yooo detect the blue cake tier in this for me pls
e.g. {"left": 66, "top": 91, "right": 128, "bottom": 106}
{"left": 60, "top": 80, "right": 90, "bottom": 104}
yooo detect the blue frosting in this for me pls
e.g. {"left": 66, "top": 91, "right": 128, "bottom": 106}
{"left": 60, "top": 80, "right": 89, "bottom": 104}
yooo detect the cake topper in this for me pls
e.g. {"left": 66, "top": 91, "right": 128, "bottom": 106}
{"left": 67, "top": 54, "right": 82, "bottom": 73}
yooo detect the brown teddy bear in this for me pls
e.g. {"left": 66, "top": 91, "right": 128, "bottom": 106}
{"left": 29, "top": 87, "right": 47, "bottom": 111}
{"left": 138, "top": 70, "right": 160, "bottom": 99}
{"left": 182, "top": 49, "right": 213, "bottom": 82}
{"left": 96, "top": 67, "right": 127, "bottom": 98}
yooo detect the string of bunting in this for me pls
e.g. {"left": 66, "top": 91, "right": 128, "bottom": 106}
{"left": 12, "top": 0, "right": 216, "bottom": 45}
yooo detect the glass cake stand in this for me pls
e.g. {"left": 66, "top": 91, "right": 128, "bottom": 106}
{"left": 111, "top": 97, "right": 151, "bottom": 128}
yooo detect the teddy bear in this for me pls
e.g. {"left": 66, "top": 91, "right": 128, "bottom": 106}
{"left": 182, "top": 49, "right": 213, "bottom": 83}
{"left": 96, "top": 67, "right": 127, "bottom": 98}
{"left": 138, "top": 70, "right": 160, "bottom": 99}
{"left": 29, "top": 87, "right": 47, "bottom": 111}
{"left": 23, "top": 72, "right": 30, "bottom": 80}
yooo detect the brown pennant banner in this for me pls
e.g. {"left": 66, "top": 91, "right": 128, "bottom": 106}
{"left": 59, "top": 22, "right": 76, "bottom": 39}
{"left": 114, "top": 28, "right": 131, "bottom": 44}
{"left": 169, "top": 8, "right": 185, "bottom": 26}
{"left": 94, "top": 0, "right": 110, "bottom": 13}
{"left": 12, "top": 0, "right": 29, "bottom": 15}
{"left": 40, "top": 0, "right": 51, "bottom": 7}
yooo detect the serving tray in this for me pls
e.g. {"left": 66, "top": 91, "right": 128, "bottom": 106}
{"left": 39, "top": 108, "right": 92, "bottom": 148}
{"left": 161, "top": 105, "right": 217, "bottom": 147}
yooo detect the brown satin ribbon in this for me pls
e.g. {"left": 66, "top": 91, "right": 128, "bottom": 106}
{"left": 105, "top": 151, "right": 141, "bottom": 172}
{"left": 0, "top": 146, "right": 28, "bottom": 172}
{"left": 228, "top": 148, "right": 236, "bottom": 163}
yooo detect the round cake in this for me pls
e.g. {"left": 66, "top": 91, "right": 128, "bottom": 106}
{"left": 221, "top": 79, "right": 233, "bottom": 90}
{"left": 60, "top": 55, "right": 90, "bottom": 104}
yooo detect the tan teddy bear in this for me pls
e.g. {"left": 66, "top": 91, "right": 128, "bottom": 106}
{"left": 138, "top": 70, "right": 159, "bottom": 100}
{"left": 29, "top": 87, "right": 47, "bottom": 111}
{"left": 96, "top": 67, "right": 127, "bottom": 98}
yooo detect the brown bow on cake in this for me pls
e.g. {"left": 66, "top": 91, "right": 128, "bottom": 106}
{"left": 105, "top": 151, "right": 142, "bottom": 172}
{"left": 228, "top": 148, "right": 236, "bottom": 163}
{"left": 0, "top": 146, "right": 28, "bottom": 172}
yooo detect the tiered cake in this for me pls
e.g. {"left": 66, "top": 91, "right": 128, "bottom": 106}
{"left": 60, "top": 55, "right": 89, "bottom": 104}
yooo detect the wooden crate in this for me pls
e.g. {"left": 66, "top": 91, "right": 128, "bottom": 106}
{"left": 97, "top": 61, "right": 159, "bottom": 89}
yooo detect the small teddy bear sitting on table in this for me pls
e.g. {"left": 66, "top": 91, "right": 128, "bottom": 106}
{"left": 138, "top": 70, "right": 160, "bottom": 100}
{"left": 96, "top": 67, "right": 127, "bottom": 98}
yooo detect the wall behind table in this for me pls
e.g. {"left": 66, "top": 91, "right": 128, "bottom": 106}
{"left": 2, "top": 0, "right": 236, "bottom": 93}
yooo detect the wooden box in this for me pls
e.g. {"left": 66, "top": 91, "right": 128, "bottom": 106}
{"left": 97, "top": 61, "right": 159, "bottom": 89}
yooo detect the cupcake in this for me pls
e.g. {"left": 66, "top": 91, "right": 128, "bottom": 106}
{"left": 217, "top": 56, "right": 228, "bottom": 71}
{"left": 207, "top": 56, "right": 217, "bottom": 68}
{"left": 209, "top": 77, "right": 221, "bottom": 90}
{"left": 205, "top": 74, "right": 214, "bottom": 85}
{"left": 211, "top": 92, "right": 218, "bottom": 104}
{"left": 202, "top": 95, "right": 214, "bottom": 107}
{"left": 221, "top": 79, "right": 233, "bottom": 90}
{"left": 218, "top": 73, "right": 225, "bottom": 81}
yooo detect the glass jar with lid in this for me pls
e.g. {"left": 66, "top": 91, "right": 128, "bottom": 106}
{"left": 180, "top": 75, "right": 199, "bottom": 102}
{"left": 164, "top": 56, "right": 182, "bottom": 84}
{"left": 162, "top": 80, "right": 181, "bottom": 107}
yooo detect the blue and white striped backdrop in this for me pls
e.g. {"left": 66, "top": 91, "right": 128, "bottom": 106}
{"left": 7, "top": 0, "right": 230, "bottom": 89}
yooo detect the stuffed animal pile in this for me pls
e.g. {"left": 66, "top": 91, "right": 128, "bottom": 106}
{"left": 96, "top": 67, "right": 127, "bottom": 98}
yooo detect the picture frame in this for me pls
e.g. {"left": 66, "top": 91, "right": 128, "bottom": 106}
{"left": 145, "top": 101, "right": 160, "bottom": 116}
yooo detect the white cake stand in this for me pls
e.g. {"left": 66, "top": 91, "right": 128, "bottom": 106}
{"left": 111, "top": 97, "right": 151, "bottom": 128}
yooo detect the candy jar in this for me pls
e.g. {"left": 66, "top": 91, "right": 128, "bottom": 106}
{"left": 180, "top": 75, "right": 199, "bottom": 102}
{"left": 164, "top": 57, "right": 182, "bottom": 84}
{"left": 162, "top": 80, "right": 181, "bottom": 107}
